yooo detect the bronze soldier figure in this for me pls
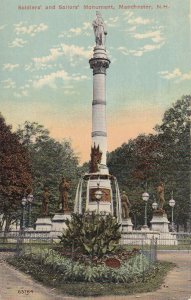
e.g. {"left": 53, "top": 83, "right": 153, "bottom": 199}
{"left": 157, "top": 182, "right": 165, "bottom": 210}
{"left": 59, "top": 177, "right": 70, "bottom": 213}
{"left": 121, "top": 191, "right": 131, "bottom": 219}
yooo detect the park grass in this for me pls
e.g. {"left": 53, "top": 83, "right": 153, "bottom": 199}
{"left": 7, "top": 256, "right": 175, "bottom": 297}
{"left": 122, "top": 244, "right": 191, "bottom": 251}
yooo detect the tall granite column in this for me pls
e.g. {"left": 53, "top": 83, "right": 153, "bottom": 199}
{"left": 89, "top": 48, "right": 110, "bottom": 172}
{"left": 84, "top": 12, "right": 113, "bottom": 213}
{"left": 74, "top": 12, "right": 122, "bottom": 218}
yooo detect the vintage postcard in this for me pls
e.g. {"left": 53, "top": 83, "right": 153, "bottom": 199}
{"left": 0, "top": 0, "right": 190, "bottom": 299}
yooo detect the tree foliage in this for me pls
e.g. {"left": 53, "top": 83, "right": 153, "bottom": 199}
{"left": 16, "top": 121, "right": 80, "bottom": 221}
{"left": 0, "top": 115, "right": 32, "bottom": 230}
{"left": 155, "top": 95, "right": 190, "bottom": 229}
{"left": 108, "top": 95, "right": 191, "bottom": 229}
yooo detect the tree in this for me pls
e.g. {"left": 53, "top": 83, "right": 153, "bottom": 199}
{"left": 0, "top": 114, "right": 32, "bottom": 231}
{"left": 155, "top": 95, "right": 191, "bottom": 230}
{"left": 17, "top": 122, "right": 80, "bottom": 221}
{"left": 108, "top": 135, "right": 161, "bottom": 227}
{"left": 108, "top": 95, "right": 191, "bottom": 229}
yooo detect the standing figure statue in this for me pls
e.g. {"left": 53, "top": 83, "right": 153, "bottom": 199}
{"left": 92, "top": 11, "right": 107, "bottom": 47}
{"left": 59, "top": 177, "right": 70, "bottom": 213}
{"left": 42, "top": 187, "right": 50, "bottom": 216}
{"left": 157, "top": 182, "right": 165, "bottom": 210}
{"left": 90, "top": 143, "right": 102, "bottom": 173}
{"left": 121, "top": 191, "right": 131, "bottom": 219}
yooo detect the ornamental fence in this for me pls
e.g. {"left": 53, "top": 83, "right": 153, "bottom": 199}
{"left": 121, "top": 232, "right": 191, "bottom": 249}
{"left": 0, "top": 230, "right": 157, "bottom": 270}
{"left": 0, "top": 231, "right": 190, "bottom": 251}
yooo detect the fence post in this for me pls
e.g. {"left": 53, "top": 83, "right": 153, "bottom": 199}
{"left": 16, "top": 231, "right": 21, "bottom": 257}
{"left": 141, "top": 239, "right": 145, "bottom": 282}
{"left": 71, "top": 240, "right": 74, "bottom": 281}
{"left": 149, "top": 237, "right": 152, "bottom": 268}
{"left": 154, "top": 238, "right": 158, "bottom": 262}
{"left": 29, "top": 235, "right": 32, "bottom": 257}
{"left": 40, "top": 240, "right": 42, "bottom": 266}
{"left": 52, "top": 247, "right": 54, "bottom": 271}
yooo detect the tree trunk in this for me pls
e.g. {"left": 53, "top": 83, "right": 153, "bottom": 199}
{"left": 4, "top": 215, "right": 11, "bottom": 233}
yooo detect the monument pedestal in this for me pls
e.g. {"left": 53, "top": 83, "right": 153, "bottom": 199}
{"left": 122, "top": 218, "right": 133, "bottom": 233}
{"left": 88, "top": 201, "right": 112, "bottom": 214}
{"left": 141, "top": 225, "right": 150, "bottom": 232}
{"left": 35, "top": 217, "right": 52, "bottom": 232}
{"left": 51, "top": 212, "right": 71, "bottom": 232}
{"left": 26, "top": 227, "right": 35, "bottom": 232}
{"left": 150, "top": 210, "right": 170, "bottom": 232}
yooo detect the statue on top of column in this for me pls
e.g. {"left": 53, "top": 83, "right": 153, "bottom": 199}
{"left": 92, "top": 11, "right": 107, "bottom": 47}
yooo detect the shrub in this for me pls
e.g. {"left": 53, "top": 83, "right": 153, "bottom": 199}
{"left": 58, "top": 212, "right": 121, "bottom": 258}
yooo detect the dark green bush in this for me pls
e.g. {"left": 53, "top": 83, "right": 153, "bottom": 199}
{"left": 59, "top": 212, "right": 121, "bottom": 258}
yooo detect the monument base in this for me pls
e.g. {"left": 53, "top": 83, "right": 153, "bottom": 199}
{"left": 51, "top": 212, "right": 71, "bottom": 232}
{"left": 141, "top": 225, "right": 150, "bottom": 232}
{"left": 85, "top": 174, "right": 113, "bottom": 214}
{"left": 35, "top": 217, "right": 52, "bottom": 232}
{"left": 88, "top": 202, "right": 112, "bottom": 213}
{"left": 122, "top": 218, "right": 133, "bottom": 233}
{"left": 121, "top": 230, "right": 178, "bottom": 245}
{"left": 150, "top": 210, "right": 170, "bottom": 232}
{"left": 25, "top": 227, "right": 35, "bottom": 232}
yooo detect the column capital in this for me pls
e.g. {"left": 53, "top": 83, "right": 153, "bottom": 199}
{"left": 89, "top": 57, "right": 110, "bottom": 75}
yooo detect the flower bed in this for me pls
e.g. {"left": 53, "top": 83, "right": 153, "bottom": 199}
{"left": 20, "top": 247, "right": 151, "bottom": 283}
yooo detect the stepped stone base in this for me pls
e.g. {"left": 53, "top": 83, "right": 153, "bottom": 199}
{"left": 121, "top": 230, "right": 178, "bottom": 245}
{"left": 35, "top": 217, "right": 52, "bottom": 232}
{"left": 150, "top": 210, "right": 170, "bottom": 232}
{"left": 51, "top": 213, "right": 71, "bottom": 232}
{"left": 122, "top": 218, "right": 133, "bottom": 233}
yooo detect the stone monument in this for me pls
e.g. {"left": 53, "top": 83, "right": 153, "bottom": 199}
{"left": 74, "top": 12, "right": 122, "bottom": 222}
{"left": 78, "top": 12, "right": 119, "bottom": 216}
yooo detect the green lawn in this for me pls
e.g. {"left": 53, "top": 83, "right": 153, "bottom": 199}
{"left": 122, "top": 244, "right": 190, "bottom": 251}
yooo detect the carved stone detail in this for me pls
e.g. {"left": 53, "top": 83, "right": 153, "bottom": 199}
{"left": 90, "top": 143, "right": 102, "bottom": 173}
{"left": 89, "top": 188, "right": 111, "bottom": 202}
{"left": 92, "top": 131, "right": 107, "bottom": 137}
{"left": 92, "top": 100, "right": 106, "bottom": 105}
{"left": 89, "top": 58, "right": 110, "bottom": 75}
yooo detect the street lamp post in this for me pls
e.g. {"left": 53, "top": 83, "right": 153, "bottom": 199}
{"left": 152, "top": 195, "right": 158, "bottom": 211}
{"left": 169, "top": 191, "right": 175, "bottom": 232}
{"left": 142, "top": 192, "right": 149, "bottom": 228}
{"left": 21, "top": 196, "right": 27, "bottom": 230}
{"left": 27, "top": 193, "right": 34, "bottom": 228}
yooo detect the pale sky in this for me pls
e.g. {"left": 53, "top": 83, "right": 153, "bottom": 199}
{"left": 0, "top": 0, "right": 191, "bottom": 163}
